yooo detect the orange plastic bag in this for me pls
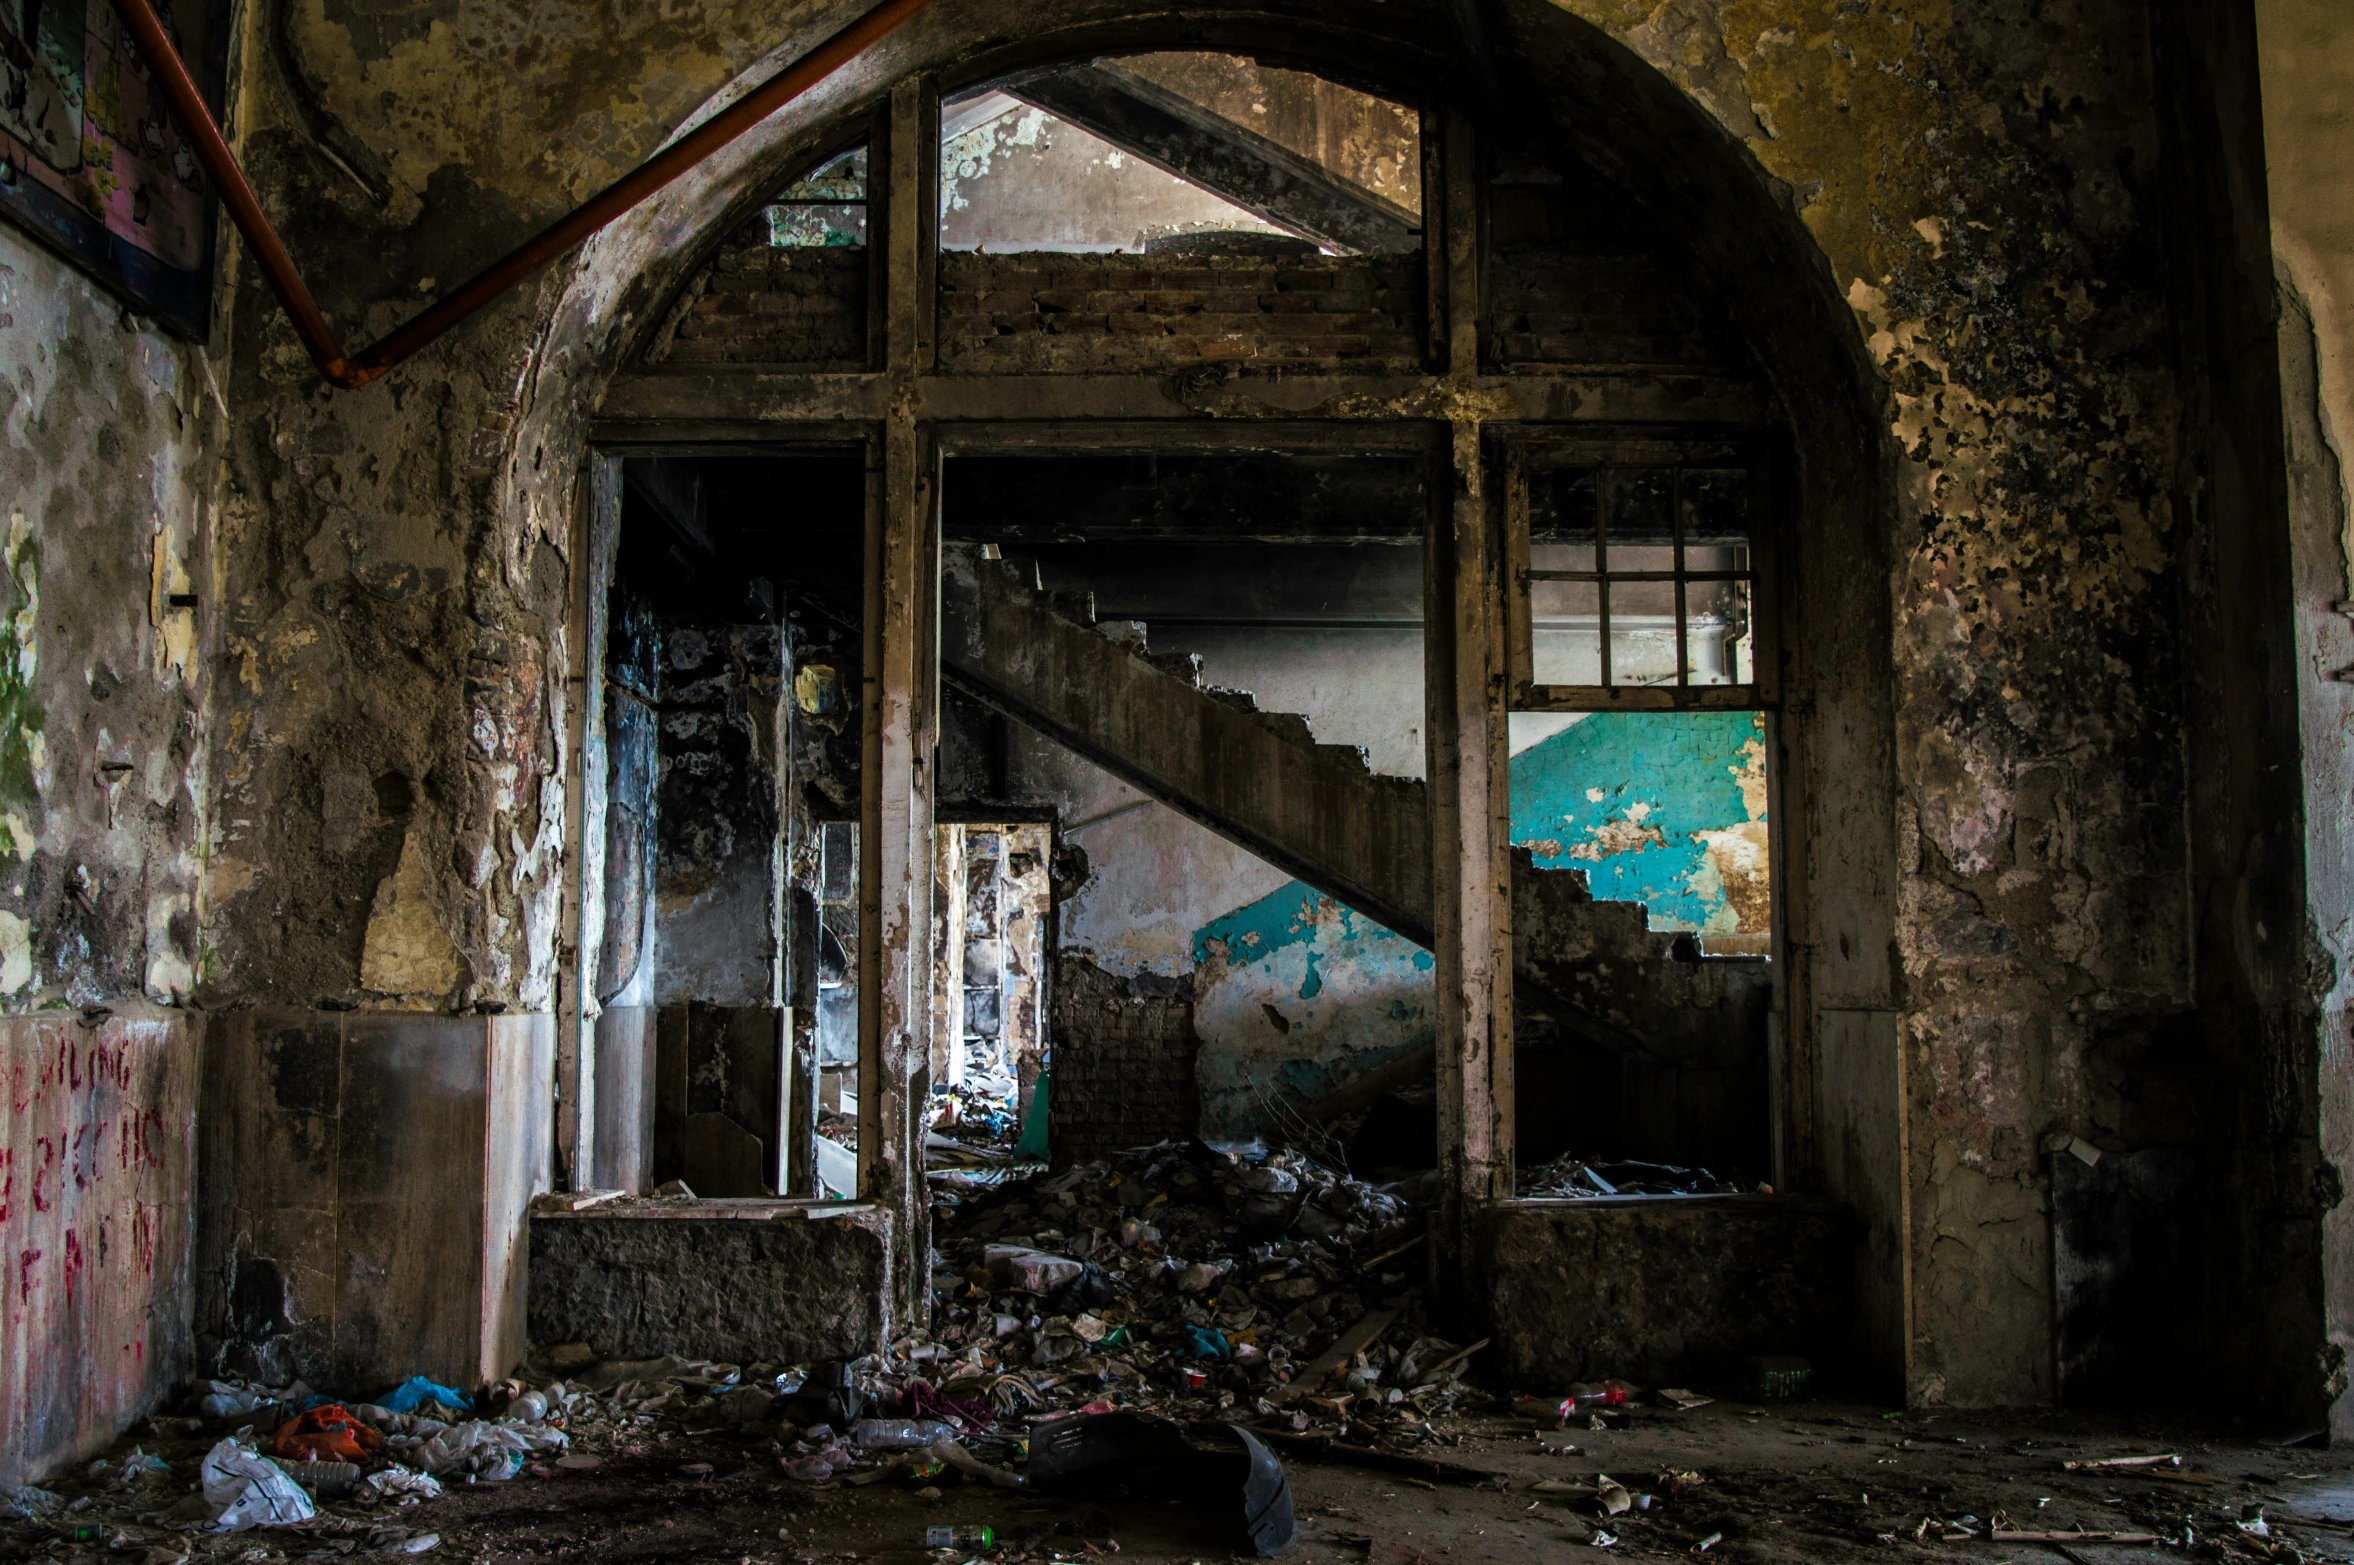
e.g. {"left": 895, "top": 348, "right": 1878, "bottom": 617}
{"left": 270, "top": 1404, "right": 385, "bottom": 1465}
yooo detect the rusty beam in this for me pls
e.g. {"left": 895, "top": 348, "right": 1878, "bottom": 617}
{"left": 113, "top": 0, "right": 933, "bottom": 388}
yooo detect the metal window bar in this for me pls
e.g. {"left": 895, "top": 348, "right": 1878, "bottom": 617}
{"left": 1519, "top": 464, "right": 1756, "bottom": 692}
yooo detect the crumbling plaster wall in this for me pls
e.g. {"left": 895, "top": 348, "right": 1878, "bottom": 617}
{"left": 2253, "top": 0, "right": 2354, "bottom": 1437}
{"left": 191, "top": 0, "right": 2307, "bottom": 1408}
{"left": 0, "top": 223, "right": 219, "bottom": 1484}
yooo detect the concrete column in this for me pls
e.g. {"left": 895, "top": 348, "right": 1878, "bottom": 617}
{"left": 861, "top": 75, "right": 941, "bottom": 1327}
{"left": 1424, "top": 106, "right": 1513, "bottom": 1326}
{"left": 558, "top": 453, "right": 622, "bottom": 1190}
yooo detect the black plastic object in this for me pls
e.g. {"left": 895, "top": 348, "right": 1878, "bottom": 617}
{"left": 790, "top": 1361, "right": 867, "bottom": 1427}
{"left": 1028, "top": 1412, "right": 1295, "bottom": 1555}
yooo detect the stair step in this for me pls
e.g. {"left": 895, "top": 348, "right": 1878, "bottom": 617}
{"left": 1142, "top": 650, "right": 1204, "bottom": 684}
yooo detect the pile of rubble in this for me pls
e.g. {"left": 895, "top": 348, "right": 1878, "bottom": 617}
{"left": 1515, "top": 1154, "right": 1749, "bottom": 1199}
{"left": 906, "top": 1138, "right": 1478, "bottom": 1437}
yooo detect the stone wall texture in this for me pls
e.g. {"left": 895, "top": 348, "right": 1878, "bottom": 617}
{"left": 529, "top": 1206, "right": 892, "bottom": 1362}
{"left": 1483, "top": 1196, "right": 1855, "bottom": 1387}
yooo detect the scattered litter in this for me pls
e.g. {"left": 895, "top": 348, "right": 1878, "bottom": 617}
{"left": 375, "top": 1378, "right": 475, "bottom": 1417}
{"left": 364, "top": 1466, "right": 443, "bottom": 1501}
{"left": 1990, "top": 1531, "right": 2161, "bottom": 1544}
{"left": 2061, "top": 1453, "right": 2179, "bottom": 1471}
{"left": 1742, "top": 1355, "right": 1812, "bottom": 1402}
{"left": 273, "top": 1404, "right": 386, "bottom": 1463}
{"left": 552, "top": 1454, "right": 602, "bottom": 1472}
{"left": 199, "top": 1437, "right": 315, "bottom": 1530}
{"left": 926, "top": 1524, "right": 997, "bottom": 1548}
{"left": 3, "top": 1485, "right": 65, "bottom": 1520}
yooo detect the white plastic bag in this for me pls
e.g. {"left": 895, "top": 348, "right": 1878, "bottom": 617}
{"left": 365, "top": 1465, "right": 444, "bottom": 1501}
{"left": 415, "top": 1419, "right": 566, "bottom": 1480}
{"left": 200, "top": 1437, "right": 314, "bottom": 1531}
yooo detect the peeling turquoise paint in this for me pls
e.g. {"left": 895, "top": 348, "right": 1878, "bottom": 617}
{"left": 1191, "top": 880, "right": 1434, "bottom": 1139}
{"left": 1508, "top": 711, "right": 1768, "bottom": 936}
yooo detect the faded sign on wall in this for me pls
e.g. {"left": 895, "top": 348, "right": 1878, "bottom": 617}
{"left": 0, "top": 0, "right": 222, "bottom": 336}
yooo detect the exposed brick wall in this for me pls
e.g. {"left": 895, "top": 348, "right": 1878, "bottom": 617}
{"left": 938, "top": 252, "right": 1425, "bottom": 374}
{"left": 1051, "top": 954, "right": 1201, "bottom": 1161}
{"left": 1489, "top": 248, "right": 1731, "bottom": 370}
{"left": 651, "top": 232, "right": 867, "bottom": 369}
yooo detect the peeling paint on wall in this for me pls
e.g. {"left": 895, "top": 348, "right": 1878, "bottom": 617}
{"left": 1509, "top": 711, "right": 1769, "bottom": 941}
{"left": 1191, "top": 881, "right": 1434, "bottom": 1138}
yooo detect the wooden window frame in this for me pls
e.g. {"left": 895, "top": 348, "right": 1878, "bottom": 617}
{"left": 1504, "top": 433, "right": 1778, "bottom": 712}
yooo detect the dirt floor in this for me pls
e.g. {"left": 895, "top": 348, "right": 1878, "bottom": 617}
{"left": 13, "top": 1398, "right": 2351, "bottom": 1564}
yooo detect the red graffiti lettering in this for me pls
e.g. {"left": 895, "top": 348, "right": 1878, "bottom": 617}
{"left": 30, "top": 1136, "right": 55, "bottom": 1212}
{"left": 133, "top": 1204, "right": 156, "bottom": 1277}
{"left": 70, "top": 1124, "right": 86, "bottom": 1189}
{"left": 0, "top": 1147, "right": 12, "bottom": 1224}
{"left": 62, "top": 1229, "right": 83, "bottom": 1305}
{"left": 18, "top": 1248, "right": 40, "bottom": 1303}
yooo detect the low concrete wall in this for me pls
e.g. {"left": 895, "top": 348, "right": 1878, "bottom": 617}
{"left": 1484, "top": 1195, "right": 1854, "bottom": 1389}
{"left": 529, "top": 1200, "right": 892, "bottom": 1364}
{"left": 1, "top": 1013, "right": 199, "bottom": 1488}
{"left": 197, "top": 1010, "right": 553, "bottom": 1395}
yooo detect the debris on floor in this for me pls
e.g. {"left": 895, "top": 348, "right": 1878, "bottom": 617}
{"left": 1515, "top": 1155, "right": 1748, "bottom": 1198}
{"left": 10, "top": 1144, "right": 2354, "bottom": 1563}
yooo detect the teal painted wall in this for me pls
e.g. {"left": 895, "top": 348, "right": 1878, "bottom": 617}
{"left": 1176, "top": 712, "right": 1768, "bottom": 1138}
{"left": 1189, "top": 881, "right": 1433, "bottom": 1140}
{"left": 1508, "top": 712, "right": 1770, "bottom": 940}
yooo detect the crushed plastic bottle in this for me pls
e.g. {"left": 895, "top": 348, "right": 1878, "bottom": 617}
{"left": 853, "top": 1418, "right": 957, "bottom": 1451}
{"left": 926, "top": 1525, "right": 995, "bottom": 1549}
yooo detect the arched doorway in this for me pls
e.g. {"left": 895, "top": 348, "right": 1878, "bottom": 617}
{"left": 530, "top": 0, "right": 1899, "bottom": 1388}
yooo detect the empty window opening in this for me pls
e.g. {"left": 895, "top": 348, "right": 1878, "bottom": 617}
{"left": 767, "top": 145, "right": 869, "bottom": 248}
{"left": 940, "top": 54, "right": 1420, "bottom": 255}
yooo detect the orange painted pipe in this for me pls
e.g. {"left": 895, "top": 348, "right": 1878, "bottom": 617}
{"left": 115, "top": 0, "right": 932, "bottom": 387}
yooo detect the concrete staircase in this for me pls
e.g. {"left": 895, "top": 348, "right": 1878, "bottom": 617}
{"left": 941, "top": 548, "right": 1741, "bottom": 1058}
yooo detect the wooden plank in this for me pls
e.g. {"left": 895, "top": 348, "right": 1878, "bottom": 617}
{"left": 1269, "top": 1309, "right": 1400, "bottom": 1404}
{"left": 590, "top": 371, "right": 1774, "bottom": 432}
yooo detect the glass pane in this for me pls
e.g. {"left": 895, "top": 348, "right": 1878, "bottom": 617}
{"left": 1607, "top": 467, "right": 1674, "bottom": 548}
{"left": 767, "top": 203, "right": 868, "bottom": 247}
{"left": 1681, "top": 468, "right": 1751, "bottom": 556}
{"left": 1685, "top": 576, "right": 1754, "bottom": 685}
{"left": 1529, "top": 577, "right": 1600, "bottom": 686}
{"left": 781, "top": 149, "right": 868, "bottom": 203}
{"left": 1606, "top": 579, "right": 1681, "bottom": 687}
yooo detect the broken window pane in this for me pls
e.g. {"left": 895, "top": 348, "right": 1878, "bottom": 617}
{"left": 768, "top": 147, "right": 869, "bottom": 247}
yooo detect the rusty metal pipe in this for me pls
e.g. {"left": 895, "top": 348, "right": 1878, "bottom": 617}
{"left": 115, "top": 0, "right": 933, "bottom": 388}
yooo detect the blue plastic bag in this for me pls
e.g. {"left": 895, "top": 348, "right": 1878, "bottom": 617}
{"left": 1181, "top": 1324, "right": 1232, "bottom": 1361}
{"left": 375, "top": 1376, "right": 474, "bottom": 1415}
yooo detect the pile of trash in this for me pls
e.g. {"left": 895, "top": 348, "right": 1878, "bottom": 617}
{"left": 1515, "top": 1155, "right": 1749, "bottom": 1198}
{"left": 897, "top": 1139, "right": 1481, "bottom": 1444}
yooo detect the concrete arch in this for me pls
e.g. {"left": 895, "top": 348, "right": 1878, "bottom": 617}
{"left": 509, "top": 0, "right": 1904, "bottom": 1378}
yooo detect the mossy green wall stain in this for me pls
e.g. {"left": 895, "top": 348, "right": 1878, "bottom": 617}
{"left": 0, "top": 513, "right": 47, "bottom": 855}
{"left": 1508, "top": 711, "right": 1767, "bottom": 934}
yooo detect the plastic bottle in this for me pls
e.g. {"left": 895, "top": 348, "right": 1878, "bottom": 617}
{"left": 853, "top": 1418, "right": 957, "bottom": 1451}
{"left": 925, "top": 1525, "right": 995, "bottom": 1549}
